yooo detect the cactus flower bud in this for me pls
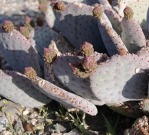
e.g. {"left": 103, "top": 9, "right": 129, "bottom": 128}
{"left": 82, "top": 56, "right": 97, "bottom": 72}
{"left": 81, "top": 42, "right": 94, "bottom": 56}
{"left": 92, "top": 4, "right": 104, "bottom": 18}
{"left": 43, "top": 48, "right": 57, "bottom": 64}
{"left": 53, "top": 1, "right": 65, "bottom": 11}
{"left": 24, "top": 16, "right": 34, "bottom": 30}
{"left": 24, "top": 67, "right": 37, "bottom": 80}
{"left": 124, "top": 6, "right": 134, "bottom": 20}
{"left": 2, "top": 20, "right": 14, "bottom": 33}
{"left": 69, "top": 62, "right": 89, "bottom": 78}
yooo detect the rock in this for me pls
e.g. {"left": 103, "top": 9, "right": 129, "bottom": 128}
{"left": 14, "top": 118, "right": 24, "bottom": 133}
{"left": 0, "top": 131, "right": 12, "bottom": 135}
{"left": 0, "top": 99, "right": 24, "bottom": 122}
{"left": 0, "top": 116, "right": 7, "bottom": 132}
{"left": 124, "top": 116, "right": 149, "bottom": 135}
{"left": 46, "top": 123, "right": 69, "bottom": 134}
{"left": 53, "top": 123, "right": 67, "bottom": 133}
{"left": 87, "top": 130, "right": 99, "bottom": 135}
{"left": 63, "top": 128, "right": 81, "bottom": 135}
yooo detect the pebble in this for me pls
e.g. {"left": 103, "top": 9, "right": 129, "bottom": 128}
{"left": 14, "top": 118, "right": 24, "bottom": 133}
{"left": 22, "top": 108, "right": 31, "bottom": 116}
{"left": 0, "top": 116, "right": 8, "bottom": 132}
{"left": 0, "top": 131, "right": 12, "bottom": 135}
{"left": 0, "top": 99, "right": 24, "bottom": 122}
{"left": 63, "top": 128, "right": 81, "bottom": 135}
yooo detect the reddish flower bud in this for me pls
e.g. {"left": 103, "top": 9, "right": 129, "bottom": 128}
{"left": 2, "top": 20, "right": 14, "bottom": 32}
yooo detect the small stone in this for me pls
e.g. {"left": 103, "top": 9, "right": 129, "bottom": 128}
{"left": 14, "top": 118, "right": 24, "bottom": 133}
{"left": 0, "top": 131, "right": 12, "bottom": 135}
{"left": 22, "top": 108, "right": 31, "bottom": 116}
{"left": 53, "top": 123, "right": 67, "bottom": 133}
{"left": 0, "top": 99, "right": 24, "bottom": 122}
{"left": 51, "top": 133, "right": 62, "bottom": 135}
{"left": 87, "top": 130, "right": 99, "bottom": 135}
{"left": 0, "top": 116, "right": 7, "bottom": 132}
{"left": 29, "top": 111, "right": 38, "bottom": 119}
{"left": 31, "top": 118, "right": 38, "bottom": 126}
{"left": 63, "top": 128, "right": 80, "bottom": 135}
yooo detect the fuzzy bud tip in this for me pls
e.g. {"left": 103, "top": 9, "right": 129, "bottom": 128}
{"left": 24, "top": 16, "right": 35, "bottom": 30}
{"left": 81, "top": 42, "right": 94, "bottom": 56}
{"left": 43, "top": 48, "right": 57, "bottom": 64}
{"left": 124, "top": 6, "right": 134, "bottom": 19}
{"left": 2, "top": 20, "right": 14, "bottom": 32}
{"left": 24, "top": 67, "right": 37, "bottom": 80}
{"left": 92, "top": 4, "right": 104, "bottom": 18}
{"left": 82, "top": 56, "right": 97, "bottom": 72}
{"left": 53, "top": 1, "right": 65, "bottom": 11}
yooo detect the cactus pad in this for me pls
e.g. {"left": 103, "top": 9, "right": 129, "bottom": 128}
{"left": 28, "top": 23, "right": 58, "bottom": 68}
{"left": 25, "top": 67, "right": 98, "bottom": 116}
{"left": 47, "top": 2, "right": 106, "bottom": 53}
{"left": 53, "top": 54, "right": 106, "bottom": 106}
{"left": 90, "top": 54, "right": 149, "bottom": 104}
{"left": 93, "top": 5, "right": 128, "bottom": 56}
{"left": 0, "top": 70, "right": 50, "bottom": 107}
{"left": 0, "top": 27, "right": 41, "bottom": 75}
{"left": 121, "top": 7, "right": 146, "bottom": 53}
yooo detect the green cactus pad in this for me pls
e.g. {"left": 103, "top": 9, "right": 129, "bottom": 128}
{"left": 90, "top": 54, "right": 149, "bottom": 104}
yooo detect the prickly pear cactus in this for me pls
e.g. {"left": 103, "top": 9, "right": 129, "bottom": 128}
{"left": 0, "top": 0, "right": 149, "bottom": 118}
{"left": 0, "top": 21, "right": 41, "bottom": 75}
{"left": 93, "top": 4, "right": 128, "bottom": 56}
{"left": 90, "top": 54, "right": 149, "bottom": 104}
{"left": 53, "top": 54, "right": 105, "bottom": 106}
{"left": 24, "top": 67, "right": 98, "bottom": 116}
{"left": 0, "top": 69, "right": 51, "bottom": 108}
{"left": 28, "top": 21, "right": 59, "bottom": 67}
{"left": 43, "top": 1, "right": 107, "bottom": 53}
{"left": 112, "top": 0, "right": 149, "bottom": 30}
{"left": 121, "top": 6, "right": 146, "bottom": 53}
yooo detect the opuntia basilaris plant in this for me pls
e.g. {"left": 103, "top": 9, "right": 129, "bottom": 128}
{"left": 0, "top": 0, "right": 149, "bottom": 118}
